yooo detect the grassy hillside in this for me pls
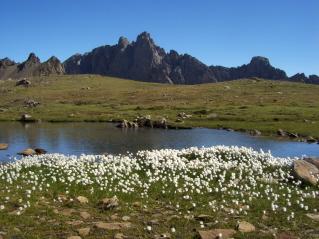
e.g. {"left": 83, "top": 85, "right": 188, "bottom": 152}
{"left": 0, "top": 75, "right": 319, "bottom": 138}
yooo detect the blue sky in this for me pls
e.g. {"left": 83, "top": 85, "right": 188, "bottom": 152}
{"left": 0, "top": 0, "right": 318, "bottom": 76}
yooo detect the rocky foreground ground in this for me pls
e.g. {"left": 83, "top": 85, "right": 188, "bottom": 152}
{"left": 0, "top": 146, "right": 318, "bottom": 238}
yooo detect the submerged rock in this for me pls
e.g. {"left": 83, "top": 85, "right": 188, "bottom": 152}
{"left": 20, "top": 114, "right": 33, "bottom": 122}
{"left": 0, "top": 143, "right": 8, "bottom": 150}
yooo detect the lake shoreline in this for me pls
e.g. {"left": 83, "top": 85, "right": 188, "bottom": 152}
{"left": 1, "top": 117, "right": 318, "bottom": 145}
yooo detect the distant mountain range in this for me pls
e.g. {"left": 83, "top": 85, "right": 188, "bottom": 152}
{"left": 0, "top": 32, "right": 318, "bottom": 84}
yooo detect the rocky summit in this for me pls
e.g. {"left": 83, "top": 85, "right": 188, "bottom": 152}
{"left": 1, "top": 32, "right": 318, "bottom": 85}
{"left": 63, "top": 32, "right": 318, "bottom": 85}
{"left": 0, "top": 53, "right": 64, "bottom": 80}
{"left": 64, "top": 32, "right": 216, "bottom": 84}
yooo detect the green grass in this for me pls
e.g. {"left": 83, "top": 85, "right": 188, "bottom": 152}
{"left": 0, "top": 75, "right": 319, "bottom": 138}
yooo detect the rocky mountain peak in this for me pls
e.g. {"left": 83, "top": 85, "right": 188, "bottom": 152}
{"left": 0, "top": 57, "right": 16, "bottom": 68}
{"left": 47, "top": 56, "right": 60, "bottom": 63}
{"left": 36, "top": 56, "right": 65, "bottom": 76}
{"left": 26, "top": 53, "right": 41, "bottom": 64}
{"left": 136, "top": 31, "right": 154, "bottom": 46}
{"left": 118, "top": 36, "right": 130, "bottom": 48}
{"left": 17, "top": 53, "right": 41, "bottom": 72}
{"left": 250, "top": 56, "right": 270, "bottom": 66}
{"left": 290, "top": 73, "right": 308, "bottom": 82}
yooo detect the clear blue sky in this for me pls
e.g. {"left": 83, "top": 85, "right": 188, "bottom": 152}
{"left": 0, "top": 0, "right": 318, "bottom": 76}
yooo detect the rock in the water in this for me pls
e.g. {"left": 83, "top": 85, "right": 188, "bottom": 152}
{"left": 306, "top": 137, "right": 317, "bottom": 143}
{"left": 198, "top": 229, "right": 236, "bottom": 239}
{"left": 94, "top": 222, "right": 132, "bottom": 230}
{"left": 293, "top": 160, "right": 319, "bottom": 186}
{"left": 250, "top": 129, "right": 262, "bottom": 136}
{"left": 77, "top": 227, "right": 90, "bottom": 237}
{"left": 153, "top": 118, "right": 167, "bottom": 129}
{"left": 288, "top": 132, "right": 299, "bottom": 138}
{"left": 306, "top": 213, "right": 319, "bottom": 221}
{"left": 0, "top": 143, "right": 8, "bottom": 150}
{"left": 34, "top": 148, "right": 47, "bottom": 155}
{"left": 303, "top": 157, "right": 319, "bottom": 169}
{"left": 277, "top": 129, "right": 286, "bottom": 137}
{"left": 76, "top": 196, "right": 89, "bottom": 204}
{"left": 236, "top": 221, "right": 256, "bottom": 232}
{"left": 116, "top": 120, "right": 128, "bottom": 128}
{"left": 98, "top": 196, "right": 119, "bottom": 210}
{"left": 18, "top": 148, "right": 36, "bottom": 156}
{"left": 136, "top": 115, "right": 153, "bottom": 128}
{"left": 20, "top": 114, "right": 33, "bottom": 122}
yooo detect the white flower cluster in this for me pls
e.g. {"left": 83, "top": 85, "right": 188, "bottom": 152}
{"left": 0, "top": 146, "right": 318, "bottom": 220}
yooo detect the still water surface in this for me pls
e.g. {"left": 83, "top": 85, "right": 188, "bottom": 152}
{"left": 0, "top": 122, "right": 318, "bottom": 161}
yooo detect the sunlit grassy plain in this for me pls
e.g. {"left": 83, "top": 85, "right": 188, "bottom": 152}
{"left": 0, "top": 75, "right": 319, "bottom": 138}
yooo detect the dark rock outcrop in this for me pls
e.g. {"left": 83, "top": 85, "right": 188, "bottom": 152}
{"left": 64, "top": 32, "right": 217, "bottom": 84}
{"left": 210, "top": 56, "right": 287, "bottom": 81}
{"left": 64, "top": 32, "right": 318, "bottom": 85}
{"left": 290, "top": 73, "right": 319, "bottom": 84}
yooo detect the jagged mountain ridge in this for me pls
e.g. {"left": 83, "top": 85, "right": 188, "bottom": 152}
{"left": 64, "top": 32, "right": 216, "bottom": 84}
{"left": 63, "top": 32, "right": 319, "bottom": 84}
{"left": 0, "top": 32, "right": 318, "bottom": 84}
{"left": 0, "top": 53, "right": 65, "bottom": 80}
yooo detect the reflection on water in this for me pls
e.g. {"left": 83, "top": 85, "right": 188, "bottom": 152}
{"left": 0, "top": 122, "right": 318, "bottom": 161}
